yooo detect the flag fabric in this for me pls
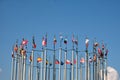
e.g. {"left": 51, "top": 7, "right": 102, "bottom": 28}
{"left": 98, "top": 48, "right": 103, "bottom": 57}
{"left": 49, "top": 62, "right": 52, "bottom": 66}
{"left": 85, "top": 38, "right": 89, "bottom": 48}
{"left": 66, "top": 59, "right": 71, "bottom": 64}
{"left": 20, "top": 49, "right": 26, "bottom": 56}
{"left": 22, "top": 39, "right": 28, "bottom": 45}
{"left": 42, "top": 37, "right": 47, "bottom": 46}
{"left": 64, "top": 38, "right": 68, "bottom": 44}
{"left": 12, "top": 52, "right": 14, "bottom": 58}
{"left": 29, "top": 55, "right": 32, "bottom": 62}
{"left": 102, "top": 44, "right": 105, "bottom": 50}
{"left": 74, "top": 59, "right": 76, "bottom": 64}
{"left": 14, "top": 44, "right": 18, "bottom": 53}
{"left": 94, "top": 42, "right": 99, "bottom": 47}
{"left": 89, "top": 57, "right": 93, "bottom": 63}
{"left": 46, "top": 60, "right": 49, "bottom": 65}
{"left": 105, "top": 49, "right": 108, "bottom": 56}
{"left": 53, "top": 36, "right": 57, "bottom": 45}
{"left": 37, "top": 57, "right": 42, "bottom": 63}
{"left": 55, "top": 59, "right": 60, "bottom": 64}
{"left": 32, "top": 36, "right": 36, "bottom": 48}
{"left": 93, "top": 54, "right": 97, "bottom": 62}
{"left": 60, "top": 61, "right": 64, "bottom": 65}
{"left": 80, "top": 57, "right": 85, "bottom": 64}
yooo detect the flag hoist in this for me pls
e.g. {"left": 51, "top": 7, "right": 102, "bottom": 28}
{"left": 11, "top": 34, "right": 109, "bottom": 80}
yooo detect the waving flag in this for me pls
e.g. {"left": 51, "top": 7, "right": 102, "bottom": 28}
{"left": 53, "top": 36, "right": 57, "bottom": 45}
{"left": 85, "top": 38, "right": 89, "bottom": 48}
{"left": 42, "top": 37, "right": 47, "bottom": 46}
{"left": 98, "top": 48, "right": 103, "bottom": 57}
{"left": 14, "top": 44, "right": 18, "bottom": 53}
{"left": 66, "top": 59, "right": 71, "bottom": 64}
{"left": 64, "top": 38, "right": 68, "bottom": 44}
{"left": 37, "top": 57, "right": 42, "bottom": 63}
{"left": 32, "top": 36, "right": 36, "bottom": 48}
{"left": 80, "top": 57, "right": 85, "bottom": 64}
{"left": 94, "top": 42, "right": 99, "bottom": 47}
{"left": 55, "top": 59, "right": 60, "bottom": 64}
{"left": 22, "top": 38, "right": 28, "bottom": 45}
{"left": 12, "top": 52, "right": 14, "bottom": 58}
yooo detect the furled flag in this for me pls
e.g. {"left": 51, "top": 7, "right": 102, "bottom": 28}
{"left": 32, "top": 36, "right": 36, "bottom": 48}
{"left": 22, "top": 38, "right": 28, "bottom": 45}
{"left": 29, "top": 55, "right": 32, "bottom": 62}
{"left": 94, "top": 42, "right": 99, "bottom": 47}
{"left": 64, "top": 38, "right": 68, "bottom": 44}
{"left": 53, "top": 36, "right": 57, "bottom": 45}
{"left": 12, "top": 51, "right": 14, "bottom": 58}
{"left": 14, "top": 44, "right": 18, "bottom": 53}
{"left": 66, "top": 59, "right": 71, "bottom": 64}
{"left": 98, "top": 48, "right": 103, "bottom": 57}
{"left": 93, "top": 54, "right": 97, "bottom": 62}
{"left": 55, "top": 59, "right": 60, "bottom": 64}
{"left": 85, "top": 38, "right": 89, "bottom": 48}
{"left": 80, "top": 57, "right": 85, "bottom": 64}
{"left": 60, "top": 61, "right": 64, "bottom": 65}
{"left": 37, "top": 57, "right": 42, "bottom": 63}
{"left": 89, "top": 57, "right": 93, "bottom": 63}
{"left": 42, "top": 37, "right": 47, "bottom": 46}
{"left": 105, "top": 49, "right": 108, "bottom": 56}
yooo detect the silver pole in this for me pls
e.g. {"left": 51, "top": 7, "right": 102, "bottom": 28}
{"left": 41, "top": 48, "right": 43, "bottom": 80}
{"left": 85, "top": 49, "right": 89, "bottom": 80}
{"left": 14, "top": 53, "right": 18, "bottom": 80}
{"left": 59, "top": 47, "right": 62, "bottom": 80}
{"left": 43, "top": 48, "right": 46, "bottom": 80}
{"left": 64, "top": 49, "right": 67, "bottom": 80}
{"left": 11, "top": 51, "right": 15, "bottom": 80}
{"left": 31, "top": 50, "right": 34, "bottom": 80}
{"left": 23, "top": 55, "right": 26, "bottom": 80}
{"left": 76, "top": 47, "right": 78, "bottom": 80}
{"left": 71, "top": 43, "right": 74, "bottom": 80}
{"left": 80, "top": 63, "right": 82, "bottom": 80}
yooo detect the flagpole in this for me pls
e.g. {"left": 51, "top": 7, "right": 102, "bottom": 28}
{"left": 71, "top": 36, "right": 74, "bottom": 80}
{"left": 48, "top": 56, "right": 51, "bottom": 80}
{"left": 28, "top": 57, "right": 31, "bottom": 80}
{"left": 31, "top": 50, "right": 34, "bottom": 80}
{"left": 80, "top": 63, "right": 82, "bottom": 80}
{"left": 11, "top": 51, "right": 15, "bottom": 80}
{"left": 76, "top": 36, "right": 78, "bottom": 80}
{"left": 59, "top": 36, "right": 62, "bottom": 80}
{"left": 41, "top": 47, "right": 43, "bottom": 80}
{"left": 64, "top": 47, "right": 67, "bottom": 80}
{"left": 23, "top": 54, "right": 26, "bottom": 80}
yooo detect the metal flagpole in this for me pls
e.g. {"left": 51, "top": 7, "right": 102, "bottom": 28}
{"left": 71, "top": 36, "right": 74, "bottom": 80}
{"left": 23, "top": 54, "right": 26, "bottom": 80}
{"left": 11, "top": 51, "right": 15, "bottom": 80}
{"left": 59, "top": 36, "right": 62, "bottom": 80}
{"left": 48, "top": 57, "right": 51, "bottom": 80}
{"left": 41, "top": 47, "right": 43, "bottom": 80}
{"left": 31, "top": 50, "right": 34, "bottom": 80}
{"left": 28, "top": 55, "right": 31, "bottom": 80}
{"left": 14, "top": 52, "right": 18, "bottom": 80}
{"left": 43, "top": 47, "right": 46, "bottom": 80}
{"left": 64, "top": 38, "right": 67, "bottom": 80}
{"left": 76, "top": 36, "right": 78, "bottom": 80}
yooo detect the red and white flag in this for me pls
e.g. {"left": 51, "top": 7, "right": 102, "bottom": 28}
{"left": 85, "top": 38, "right": 89, "bottom": 48}
{"left": 66, "top": 59, "right": 71, "bottom": 64}
{"left": 80, "top": 57, "right": 85, "bottom": 63}
{"left": 42, "top": 37, "right": 47, "bottom": 46}
{"left": 22, "top": 39, "right": 28, "bottom": 45}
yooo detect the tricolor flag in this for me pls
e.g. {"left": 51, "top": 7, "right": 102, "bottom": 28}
{"left": 32, "top": 36, "right": 36, "bottom": 48}
{"left": 42, "top": 37, "right": 47, "bottom": 46}
{"left": 66, "top": 59, "right": 71, "bottom": 64}
{"left": 20, "top": 49, "right": 26, "bottom": 56}
{"left": 53, "top": 36, "right": 57, "bottom": 45}
{"left": 55, "top": 59, "right": 60, "bottom": 64}
{"left": 80, "top": 57, "right": 85, "bottom": 64}
{"left": 37, "top": 57, "right": 42, "bottom": 63}
{"left": 85, "top": 38, "right": 89, "bottom": 48}
{"left": 22, "top": 38, "right": 28, "bottom": 45}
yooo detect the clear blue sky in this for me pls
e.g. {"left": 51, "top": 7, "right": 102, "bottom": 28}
{"left": 0, "top": 0, "right": 120, "bottom": 80}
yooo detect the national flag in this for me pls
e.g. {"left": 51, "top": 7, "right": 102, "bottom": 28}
{"left": 14, "top": 44, "right": 18, "bottom": 53}
{"left": 102, "top": 44, "right": 105, "bottom": 50}
{"left": 64, "top": 38, "right": 68, "bottom": 44}
{"left": 60, "top": 61, "right": 64, "bottom": 65}
{"left": 22, "top": 38, "right": 28, "bottom": 45}
{"left": 85, "top": 38, "right": 89, "bottom": 48}
{"left": 89, "top": 57, "right": 93, "bottom": 63}
{"left": 80, "top": 57, "right": 85, "bottom": 64}
{"left": 75, "top": 40, "right": 78, "bottom": 45}
{"left": 94, "top": 42, "right": 99, "bottom": 47}
{"left": 53, "top": 36, "right": 57, "bottom": 45}
{"left": 20, "top": 49, "right": 26, "bottom": 56}
{"left": 46, "top": 59, "right": 49, "bottom": 65}
{"left": 37, "top": 57, "right": 42, "bottom": 63}
{"left": 93, "top": 54, "right": 97, "bottom": 62}
{"left": 55, "top": 59, "right": 60, "bottom": 64}
{"left": 105, "top": 49, "right": 108, "bottom": 56}
{"left": 29, "top": 55, "right": 32, "bottom": 62}
{"left": 32, "top": 36, "right": 36, "bottom": 48}
{"left": 12, "top": 51, "right": 14, "bottom": 58}
{"left": 49, "top": 62, "right": 52, "bottom": 66}
{"left": 66, "top": 59, "right": 71, "bottom": 64}
{"left": 98, "top": 48, "right": 103, "bottom": 57}
{"left": 42, "top": 37, "right": 47, "bottom": 46}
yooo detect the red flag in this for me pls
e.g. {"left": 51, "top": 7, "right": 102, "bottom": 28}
{"left": 80, "top": 57, "right": 85, "bottom": 63}
{"left": 66, "top": 59, "right": 71, "bottom": 64}
{"left": 55, "top": 59, "right": 60, "bottom": 64}
{"left": 74, "top": 59, "right": 76, "bottom": 64}
{"left": 93, "top": 54, "right": 97, "bottom": 62}
{"left": 42, "top": 37, "right": 47, "bottom": 46}
{"left": 22, "top": 39, "right": 28, "bottom": 45}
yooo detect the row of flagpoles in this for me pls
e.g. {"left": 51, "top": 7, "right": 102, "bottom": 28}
{"left": 11, "top": 34, "right": 109, "bottom": 80}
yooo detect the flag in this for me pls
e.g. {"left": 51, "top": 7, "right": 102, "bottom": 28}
{"left": 80, "top": 57, "right": 85, "bottom": 64}
{"left": 85, "top": 38, "right": 89, "bottom": 48}
{"left": 75, "top": 40, "right": 78, "bottom": 45}
{"left": 49, "top": 62, "right": 52, "bottom": 66}
{"left": 60, "top": 61, "right": 64, "bottom": 65}
{"left": 72, "top": 34, "right": 75, "bottom": 43}
{"left": 29, "top": 55, "right": 32, "bottom": 62}
{"left": 93, "top": 54, "right": 97, "bottom": 62}
{"left": 66, "top": 59, "right": 71, "bottom": 64}
{"left": 46, "top": 60, "right": 49, "bottom": 65}
{"left": 102, "top": 44, "right": 105, "bottom": 50}
{"left": 98, "top": 48, "right": 103, "bottom": 57}
{"left": 105, "top": 49, "right": 108, "bottom": 56}
{"left": 32, "top": 36, "right": 36, "bottom": 48}
{"left": 94, "top": 42, "right": 99, "bottom": 47}
{"left": 20, "top": 49, "right": 26, "bottom": 56}
{"left": 42, "top": 37, "right": 47, "bottom": 46}
{"left": 37, "top": 57, "right": 42, "bottom": 63}
{"left": 89, "top": 57, "right": 93, "bottom": 63}
{"left": 12, "top": 52, "right": 14, "bottom": 58}
{"left": 22, "top": 38, "right": 28, "bottom": 45}
{"left": 64, "top": 38, "right": 68, "bottom": 44}
{"left": 14, "top": 44, "right": 18, "bottom": 53}
{"left": 53, "top": 36, "right": 57, "bottom": 45}
{"left": 55, "top": 59, "right": 60, "bottom": 64}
